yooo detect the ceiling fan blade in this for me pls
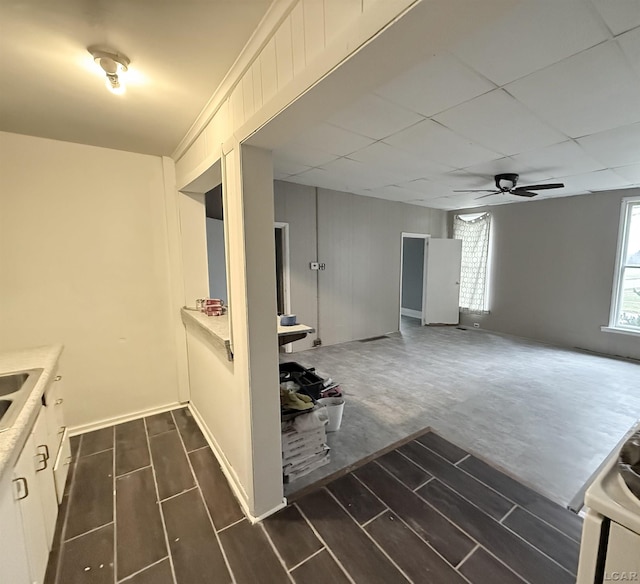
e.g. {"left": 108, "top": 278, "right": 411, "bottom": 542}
{"left": 519, "top": 183, "right": 565, "bottom": 190}
{"left": 475, "top": 192, "right": 500, "bottom": 200}
{"left": 453, "top": 189, "right": 500, "bottom": 193}
{"left": 511, "top": 189, "right": 538, "bottom": 197}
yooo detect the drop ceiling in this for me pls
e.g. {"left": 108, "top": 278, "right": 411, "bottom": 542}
{"left": 273, "top": 0, "right": 640, "bottom": 210}
{"left": 0, "top": 0, "right": 272, "bottom": 155}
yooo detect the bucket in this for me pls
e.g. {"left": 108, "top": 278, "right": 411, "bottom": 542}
{"left": 317, "top": 397, "right": 345, "bottom": 432}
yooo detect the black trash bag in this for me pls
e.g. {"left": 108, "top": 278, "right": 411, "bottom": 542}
{"left": 619, "top": 430, "right": 640, "bottom": 499}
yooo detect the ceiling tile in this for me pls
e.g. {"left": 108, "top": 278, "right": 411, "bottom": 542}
{"left": 347, "top": 141, "right": 455, "bottom": 181}
{"left": 275, "top": 143, "right": 339, "bottom": 168}
{"left": 364, "top": 185, "right": 421, "bottom": 202}
{"left": 327, "top": 94, "right": 424, "bottom": 140}
{"left": 373, "top": 53, "right": 495, "bottom": 117}
{"left": 293, "top": 122, "right": 374, "bottom": 156}
{"left": 384, "top": 119, "right": 502, "bottom": 169}
{"left": 614, "top": 163, "right": 640, "bottom": 184}
{"left": 395, "top": 179, "right": 455, "bottom": 197}
{"left": 510, "top": 141, "right": 605, "bottom": 178}
{"left": 427, "top": 195, "right": 482, "bottom": 210}
{"left": 434, "top": 89, "right": 567, "bottom": 156}
{"left": 458, "top": 158, "right": 554, "bottom": 184}
{"left": 558, "top": 169, "right": 631, "bottom": 192}
{"left": 618, "top": 26, "right": 640, "bottom": 78}
{"left": 273, "top": 158, "right": 313, "bottom": 177}
{"left": 577, "top": 123, "right": 640, "bottom": 168}
{"left": 506, "top": 41, "right": 640, "bottom": 138}
{"left": 591, "top": 0, "right": 640, "bottom": 35}
{"left": 450, "top": 0, "right": 608, "bottom": 86}
{"left": 320, "top": 157, "right": 402, "bottom": 188}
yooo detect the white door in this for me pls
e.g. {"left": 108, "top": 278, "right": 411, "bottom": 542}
{"left": 423, "top": 238, "right": 462, "bottom": 325}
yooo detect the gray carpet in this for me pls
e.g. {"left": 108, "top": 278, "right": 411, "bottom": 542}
{"left": 283, "top": 317, "right": 640, "bottom": 505}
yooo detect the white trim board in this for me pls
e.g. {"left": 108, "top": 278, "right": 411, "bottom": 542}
{"left": 188, "top": 402, "right": 287, "bottom": 524}
{"left": 68, "top": 402, "right": 184, "bottom": 436}
{"left": 401, "top": 307, "right": 422, "bottom": 319}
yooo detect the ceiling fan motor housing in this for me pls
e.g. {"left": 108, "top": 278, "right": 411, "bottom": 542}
{"left": 495, "top": 173, "right": 519, "bottom": 191}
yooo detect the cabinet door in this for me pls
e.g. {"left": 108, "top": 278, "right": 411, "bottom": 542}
{"left": 604, "top": 522, "right": 640, "bottom": 579}
{"left": 13, "top": 432, "right": 49, "bottom": 584}
{"left": 0, "top": 473, "right": 31, "bottom": 584}
{"left": 44, "top": 374, "right": 65, "bottom": 456}
{"left": 32, "top": 408, "right": 59, "bottom": 547}
{"left": 53, "top": 430, "right": 72, "bottom": 503}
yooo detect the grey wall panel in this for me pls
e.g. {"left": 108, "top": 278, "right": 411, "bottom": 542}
{"left": 450, "top": 188, "right": 639, "bottom": 360}
{"left": 402, "top": 237, "right": 425, "bottom": 311}
{"left": 273, "top": 181, "right": 318, "bottom": 352}
{"left": 206, "top": 218, "right": 228, "bottom": 303}
{"left": 317, "top": 189, "right": 446, "bottom": 346}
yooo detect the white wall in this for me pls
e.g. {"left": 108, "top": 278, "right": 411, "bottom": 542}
{"left": 451, "top": 189, "right": 640, "bottom": 360}
{"left": 206, "top": 218, "right": 228, "bottom": 303}
{"left": 0, "top": 132, "right": 180, "bottom": 428}
{"left": 274, "top": 180, "right": 446, "bottom": 348}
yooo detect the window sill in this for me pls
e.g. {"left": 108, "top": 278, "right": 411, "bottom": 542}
{"left": 600, "top": 326, "right": 640, "bottom": 338}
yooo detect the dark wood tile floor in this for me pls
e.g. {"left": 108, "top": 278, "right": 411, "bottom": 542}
{"left": 45, "top": 412, "right": 583, "bottom": 584}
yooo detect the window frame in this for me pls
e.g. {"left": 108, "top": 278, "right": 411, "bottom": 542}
{"left": 606, "top": 195, "right": 640, "bottom": 336}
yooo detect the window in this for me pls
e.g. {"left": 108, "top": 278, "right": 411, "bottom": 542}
{"left": 453, "top": 212, "right": 491, "bottom": 314}
{"left": 609, "top": 197, "right": 640, "bottom": 333}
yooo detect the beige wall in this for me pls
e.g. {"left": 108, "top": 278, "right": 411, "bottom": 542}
{"left": 274, "top": 180, "right": 447, "bottom": 348}
{"left": 0, "top": 132, "right": 180, "bottom": 428}
{"left": 451, "top": 189, "right": 640, "bottom": 360}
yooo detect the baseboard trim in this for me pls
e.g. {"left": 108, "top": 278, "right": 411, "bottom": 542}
{"left": 187, "top": 402, "right": 287, "bottom": 523}
{"left": 69, "top": 402, "right": 184, "bottom": 436}
{"left": 401, "top": 307, "right": 422, "bottom": 319}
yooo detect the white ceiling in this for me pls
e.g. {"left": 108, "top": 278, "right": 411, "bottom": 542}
{"left": 273, "top": 0, "right": 640, "bottom": 211}
{"left": 0, "top": 0, "right": 272, "bottom": 155}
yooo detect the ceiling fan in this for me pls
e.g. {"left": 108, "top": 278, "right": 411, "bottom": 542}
{"left": 454, "top": 173, "right": 565, "bottom": 199}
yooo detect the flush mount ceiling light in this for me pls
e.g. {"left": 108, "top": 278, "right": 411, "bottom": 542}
{"left": 89, "top": 47, "right": 130, "bottom": 95}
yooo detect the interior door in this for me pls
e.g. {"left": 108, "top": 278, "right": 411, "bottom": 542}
{"left": 423, "top": 238, "right": 462, "bottom": 325}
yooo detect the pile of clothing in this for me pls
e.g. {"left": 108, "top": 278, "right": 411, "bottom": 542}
{"left": 281, "top": 406, "right": 330, "bottom": 483}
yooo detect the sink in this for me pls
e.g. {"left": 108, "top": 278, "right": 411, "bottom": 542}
{"left": 0, "top": 400, "right": 11, "bottom": 418}
{"left": 619, "top": 430, "right": 640, "bottom": 500}
{"left": 0, "top": 369, "right": 43, "bottom": 433}
{"left": 0, "top": 373, "right": 29, "bottom": 396}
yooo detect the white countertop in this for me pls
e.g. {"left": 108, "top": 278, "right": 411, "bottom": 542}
{"left": 181, "top": 308, "right": 315, "bottom": 361}
{"left": 0, "top": 345, "right": 63, "bottom": 481}
{"left": 181, "top": 308, "right": 233, "bottom": 360}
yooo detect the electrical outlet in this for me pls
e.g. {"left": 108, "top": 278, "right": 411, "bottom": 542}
{"left": 473, "top": 323, "right": 480, "bottom": 328}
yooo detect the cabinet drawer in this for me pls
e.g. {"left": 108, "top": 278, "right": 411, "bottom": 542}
{"left": 53, "top": 432, "right": 71, "bottom": 504}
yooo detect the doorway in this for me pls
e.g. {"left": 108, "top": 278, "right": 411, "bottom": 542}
{"left": 275, "top": 222, "right": 292, "bottom": 352}
{"left": 400, "top": 233, "right": 428, "bottom": 329}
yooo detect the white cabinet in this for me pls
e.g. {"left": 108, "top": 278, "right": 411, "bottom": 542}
{"left": 604, "top": 522, "right": 640, "bottom": 579}
{"left": 43, "top": 373, "right": 70, "bottom": 503}
{"left": 0, "top": 472, "right": 31, "bottom": 584}
{"left": 13, "top": 430, "right": 50, "bottom": 584}
{"left": 1, "top": 370, "right": 70, "bottom": 584}
{"left": 32, "top": 408, "right": 59, "bottom": 545}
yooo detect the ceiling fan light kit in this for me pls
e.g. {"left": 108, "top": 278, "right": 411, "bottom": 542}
{"left": 89, "top": 47, "right": 130, "bottom": 95}
{"left": 454, "top": 173, "right": 565, "bottom": 200}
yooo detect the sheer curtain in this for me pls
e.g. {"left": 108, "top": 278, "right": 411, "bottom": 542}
{"left": 453, "top": 213, "right": 491, "bottom": 313}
